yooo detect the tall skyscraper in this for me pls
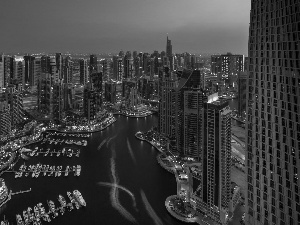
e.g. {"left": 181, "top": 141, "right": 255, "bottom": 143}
{"left": 246, "top": 1, "right": 300, "bottom": 225}
{"left": 63, "top": 56, "right": 73, "bottom": 84}
{"left": 0, "top": 101, "right": 11, "bottom": 135}
{"left": 113, "top": 56, "right": 123, "bottom": 81}
{"left": 89, "top": 54, "right": 98, "bottom": 76}
{"left": 175, "top": 69, "right": 206, "bottom": 159}
{"left": 79, "top": 59, "right": 89, "bottom": 85}
{"left": 0, "top": 55, "right": 4, "bottom": 89}
{"left": 124, "top": 56, "right": 134, "bottom": 79}
{"left": 158, "top": 67, "right": 178, "bottom": 142}
{"left": 24, "top": 55, "right": 35, "bottom": 86}
{"left": 237, "top": 71, "right": 248, "bottom": 118}
{"left": 166, "top": 36, "right": 173, "bottom": 70}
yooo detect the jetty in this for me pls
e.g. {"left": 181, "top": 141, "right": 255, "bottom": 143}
{"left": 11, "top": 188, "right": 32, "bottom": 196}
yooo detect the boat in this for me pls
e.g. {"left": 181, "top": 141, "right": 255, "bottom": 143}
{"left": 37, "top": 203, "right": 51, "bottom": 222}
{"left": 64, "top": 166, "right": 69, "bottom": 176}
{"left": 16, "top": 214, "right": 24, "bottom": 225}
{"left": 73, "top": 190, "right": 86, "bottom": 207}
{"left": 0, "top": 216, "right": 9, "bottom": 225}
{"left": 58, "top": 195, "right": 67, "bottom": 207}
{"left": 58, "top": 195, "right": 66, "bottom": 215}
{"left": 67, "top": 192, "right": 80, "bottom": 209}
{"left": 34, "top": 206, "right": 40, "bottom": 222}
{"left": 27, "top": 207, "right": 34, "bottom": 222}
{"left": 76, "top": 165, "right": 81, "bottom": 176}
{"left": 47, "top": 200, "right": 58, "bottom": 218}
{"left": 22, "top": 210, "right": 29, "bottom": 224}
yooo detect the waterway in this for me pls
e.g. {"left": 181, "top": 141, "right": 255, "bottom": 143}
{"left": 0, "top": 115, "right": 186, "bottom": 225}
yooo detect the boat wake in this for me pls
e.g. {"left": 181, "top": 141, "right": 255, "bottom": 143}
{"left": 141, "top": 190, "right": 163, "bottom": 225}
{"left": 97, "top": 138, "right": 107, "bottom": 151}
{"left": 98, "top": 182, "right": 137, "bottom": 210}
{"left": 106, "top": 133, "right": 118, "bottom": 148}
{"left": 109, "top": 150, "right": 137, "bottom": 224}
{"left": 126, "top": 138, "right": 136, "bottom": 165}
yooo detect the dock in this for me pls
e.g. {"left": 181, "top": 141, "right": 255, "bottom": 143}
{"left": 11, "top": 188, "right": 32, "bottom": 196}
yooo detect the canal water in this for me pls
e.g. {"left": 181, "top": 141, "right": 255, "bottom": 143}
{"left": 1, "top": 115, "right": 186, "bottom": 225}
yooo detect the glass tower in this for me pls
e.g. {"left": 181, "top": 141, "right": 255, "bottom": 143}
{"left": 246, "top": 1, "right": 300, "bottom": 225}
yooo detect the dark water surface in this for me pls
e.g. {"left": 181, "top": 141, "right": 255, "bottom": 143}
{"left": 1, "top": 115, "right": 185, "bottom": 225}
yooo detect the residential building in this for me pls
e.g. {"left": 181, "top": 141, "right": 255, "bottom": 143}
{"left": 79, "top": 59, "right": 89, "bottom": 85}
{"left": 245, "top": 1, "right": 300, "bottom": 225}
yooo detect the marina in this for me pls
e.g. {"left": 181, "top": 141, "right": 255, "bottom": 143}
{"left": 11, "top": 190, "right": 86, "bottom": 225}
{"left": 0, "top": 115, "right": 187, "bottom": 225}
{"left": 21, "top": 147, "right": 80, "bottom": 158}
{"left": 3, "top": 163, "right": 81, "bottom": 178}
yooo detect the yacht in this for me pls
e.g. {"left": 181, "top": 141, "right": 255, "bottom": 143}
{"left": 47, "top": 200, "right": 58, "bottom": 218}
{"left": 58, "top": 195, "right": 67, "bottom": 207}
{"left": 67, "top": 192, "right": 80, "bottom": 209}
{"left": 22, "top": 210, "right": 29, "bottom": 224}
{"left": 34, "top": 206, "right": 40, "bottom": 222}
{"left": 64, "top": 166, "right": 69, "bottom": 176}
{"left": 16, "top": 214, "right": 24, "bottom": 225}
{"left": 73, "top": 190, "right": 86, "bottom": 207}
{"left": 27, "top": 207, "right": 34, "bottom": 223}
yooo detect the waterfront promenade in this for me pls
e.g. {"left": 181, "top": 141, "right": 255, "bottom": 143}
{"left": 136, "top": 128, "right": 245, "bottom": 225}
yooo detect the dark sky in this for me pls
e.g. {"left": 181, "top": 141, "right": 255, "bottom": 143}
{"left": 0, "top": 0, "right": 250, "bottom": 55}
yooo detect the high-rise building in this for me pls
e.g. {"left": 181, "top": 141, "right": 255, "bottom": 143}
{"left": 245, "top": 1, "right": 300, "bottom": 225}
{"left": 189, "top": 94, "right": 232, "bottom": 224}
{"left": 79, "top": 59, "right": 89, "bottom": 85}
{"left": 41, "top": 55, "right": 51, "bottom": 74}
{"left": 175, "top": 69, "right": 205, "bottom": 159}
{"left": 113, "top": 56, "right": 123, "bottom": 81}
{"left": 55, "top": 53, "right": 63, "bottom": 79}
{"left": 0, "top": 55, "right": 4, "bottom": 89}
{"left": 33, "top": 57, "right": 41, "bottom": 88}
{"left": 211, "top": 53, "right": 244, "bottom": 86}
{"left": 52, "top": 80, "right": 65, "bottom": 123}
{"left": 6, "top": 85, "right": 24, "bottom": 127}
{"left": 166, "top": 36, "right": 173, "bottom": 70}
{"left": 124, "top": 56, "right": 134, "bottom": 79}
{"left": 89, "top": 54, "right": 98, "bottom": 75}
{"left": 37, "top": 73, "right": 52, "bottom": 115}
{"left": 237, "top": 71, "right": 248, "bottom": 118}
{"left": 83, "top": 83, "right": 98, "bottom": 122}
{"left": 104, "top": 82, "right": 117, "bottom": 104}
{"left": 24, "top": 55, "right": 35, "bottom": 86}
{"left": 0, "top": 101, "right": 11, "bottom": 135}
{"left": 63, "top": 56, "right": 73, "bottom": 84}
{"left": 158, "top": 67, "right": 178, "bottom": 142}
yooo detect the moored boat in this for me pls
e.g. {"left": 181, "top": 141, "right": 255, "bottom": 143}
{"left": 73, "top": 190, "right": 86, "bottom": 207}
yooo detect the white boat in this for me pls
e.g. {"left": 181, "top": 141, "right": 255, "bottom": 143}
{"left": 16, "top": 214, "right": 24, "bottom": 225}
{"left": 73, "top": 190, "right": 86, "bottom": 207}
{"left": 67, "top": 192, "right": 80, "bottom": 209}
{"left": 34, "top": 206, "right": 40, "bottom": 221}
{"left": 23, "top": 210, "right": 29, "bottom": 224}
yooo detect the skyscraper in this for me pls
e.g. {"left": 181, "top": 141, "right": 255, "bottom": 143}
{"left": 24, "top": 55, "right": 35, "bottom": 86}
{"left": 175, "top": 69, "right": 206, "bottom": 159}
{"left": 0, "top": 55, "right": 4, "bottom": 89}
{"left": 211, "top": 53, "right": 244, "bottom": 87}
{"left": 158, "top": 67, "right": 178, "bottom": 143}
{"left": 166, "top": 36, "right": 173, "bottom": 70}
{"left": 79, "top": 59, "right": 89, "bottom": 85}
{"left": 89, "top": 54, "right": 98, "bottom": 76}
{"left": 246, "top": 1, "right": 300, "bottom": 225}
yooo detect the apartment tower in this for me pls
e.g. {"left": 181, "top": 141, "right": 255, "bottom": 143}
{"left": 246, "top": 1, "right": 300, "bottom": 225}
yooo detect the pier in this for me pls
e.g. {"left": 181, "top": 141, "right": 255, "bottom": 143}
{"left": 11, "top": 188, "right": 32, "bottom": 196}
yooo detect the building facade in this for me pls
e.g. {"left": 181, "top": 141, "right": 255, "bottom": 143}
{"left": 246, "top": 1, "right": 300, "bottom": 225}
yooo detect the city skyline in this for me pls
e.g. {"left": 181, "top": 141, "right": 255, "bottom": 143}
{"left": 0, "top": 0, "right": 250, "bottom": 55}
